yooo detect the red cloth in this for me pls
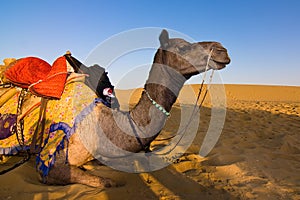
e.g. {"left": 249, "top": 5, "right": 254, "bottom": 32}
{"left": 30, "top": 56, "right": 68, "bottom": 99}
{"left": 4, "top": 57, "right": 51, "bottom": 88}
{"left": 4, "top": 56, "right": 68, "bottom": 99}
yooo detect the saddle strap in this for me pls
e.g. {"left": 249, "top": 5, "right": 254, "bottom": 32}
{"left": 0, "top": 88, "right": 31, "bottom": 175}
{"left": 0, "top": 84, "right": 18, "bottom": 107}
{"left": 14, "top": 89, "right": 27, "bottom": 148}
{"left": 30, "top": 98, "right": 48, "bottom": 154}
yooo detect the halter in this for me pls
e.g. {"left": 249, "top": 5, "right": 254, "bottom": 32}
{"left": 145, "top": 48, "right": 215, "bottom": 155}
{"left": 194, "top": 48, "right": 215, "bottom": 107}
{"left": 143, "top": 48, "right": 214, "bottom": 118}
{"left": 130, "top": 49, "right": 215, "bottom": 155}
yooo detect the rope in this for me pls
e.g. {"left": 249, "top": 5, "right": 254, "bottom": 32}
{"left": 30, "top": 98, "right": 48, "bottom": 154}
{"left": 0, "top": 83, "right": 13, "bottom": 88}
{"left": 0, "top": 49, "right": 216, "bottom": 171}
{"left": 150, "top": 49, "right": 215, "bottom": 156}
{"left": 0, "top": 71, "right": 72, "bottom": 174}
{"left": 28, "top": 72, "right": 69, "bottom": 90}
{"left": 14, "top": 89, "right": 27, "bottom": 148}
{"left": 0, "top": 88, "right": 31, "bottom": 175}
{"left": 104, "top": 49, "right": 216, "bottom": 159}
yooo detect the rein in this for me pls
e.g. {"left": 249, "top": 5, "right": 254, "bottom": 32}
{"left": 97, "top": 49, "right": 216, "bottom": 159}
{"left": 146, "top": 49, "right": 215, "bottom": 155}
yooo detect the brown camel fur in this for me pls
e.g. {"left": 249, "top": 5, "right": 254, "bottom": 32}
{"left": 43, "top": 30, "right": 231, "bottom": 188}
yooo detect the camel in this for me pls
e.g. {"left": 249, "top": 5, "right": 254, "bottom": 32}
{"left": 39, "top": 30, "right": 231, "bottom": 188}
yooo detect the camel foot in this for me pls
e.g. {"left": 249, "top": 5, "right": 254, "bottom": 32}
{"left": 40, "top": 164, "right": 118, "bottom": 189}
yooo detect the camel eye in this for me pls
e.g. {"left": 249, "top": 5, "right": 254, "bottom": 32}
{"left": 180, "top": 45, "right": 191, "bottom": 52}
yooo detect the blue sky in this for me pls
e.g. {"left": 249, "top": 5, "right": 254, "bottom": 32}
{"left": 1, "top": 0, "right": 299, "bottom": 88}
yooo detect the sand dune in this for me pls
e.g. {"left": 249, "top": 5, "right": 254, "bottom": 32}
{"left": 0, "top": 84, "right": 299, "bottom": 200}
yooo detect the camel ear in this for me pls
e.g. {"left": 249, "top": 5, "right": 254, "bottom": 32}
{"left": 159, "top": 29, "right": 169, "bottom": 49}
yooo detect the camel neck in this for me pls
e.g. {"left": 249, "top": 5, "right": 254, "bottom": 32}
{"left": 145, "top": 63, "right": 187, "bottom": 110}
{"left": 129, "top": 63, "right": 187, "bottom": 144}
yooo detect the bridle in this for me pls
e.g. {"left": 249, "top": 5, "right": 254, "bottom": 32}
{"left": 145, "top": 48, "right": 214, "bottom": 118}
{"left": 194, "top": 48, "right": 215, "bottom": 109}
{"left": 138, "top": 48, "right": 215, "bottom": 155}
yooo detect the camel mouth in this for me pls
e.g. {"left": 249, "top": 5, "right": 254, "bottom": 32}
{"left": 213, "top": 56, "right": 231, "bottom": 65}
{"left": 212, "top": 59, "right": 230, "bottom": 70}
{"left": 209, "top": 47, "right": 231, "bottom": 70}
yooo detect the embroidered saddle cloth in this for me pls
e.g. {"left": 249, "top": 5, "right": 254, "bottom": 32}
{"left": 0, "top": 76, "right": 97, "bottom": 155}
{"left": 0, "top": 113, "right": 17, "bottom": 140}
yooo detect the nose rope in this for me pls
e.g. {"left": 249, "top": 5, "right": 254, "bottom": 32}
{"left": 193, "top": 48, "right": 214, "bottom": 109}
{"left": 202, "top": 48, "right": 214, "bottom": 82}
{"left": 196, "top": 48, "right": 215, "bottom": 108}
{"left": 153, "top": 48, "right": 216, "bottom": 156}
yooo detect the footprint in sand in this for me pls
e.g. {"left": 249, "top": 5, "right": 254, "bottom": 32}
{"left": 201, "top": 154, "right": 245, "bottom": 166}
{"left": 280, "top": 135, "right": 300, "bottom": 154}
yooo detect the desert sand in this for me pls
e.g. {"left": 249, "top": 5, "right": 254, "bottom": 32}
{"left": 0, "top": 84, "right": 299, "bottom": 200}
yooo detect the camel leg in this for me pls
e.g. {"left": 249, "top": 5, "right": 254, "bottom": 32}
{"left": 44, "top": 164, "right": 116, "bottom": 188}
{"left": 39, "top": 152, "right": 116, "bottom": 188}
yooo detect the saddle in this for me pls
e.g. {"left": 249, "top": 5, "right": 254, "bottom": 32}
{"left": 1, "top": 52, "right": 119, "bottom": 154}
{"left": 2, "top": 56, "right": 69, "bottom": 153}
{"left": 4, "top": 56, "right": 68, "bottom": 100}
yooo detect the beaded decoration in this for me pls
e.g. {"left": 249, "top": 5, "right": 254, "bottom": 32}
{"left": 145, "top": 90, "right": 170, "bottom": 117}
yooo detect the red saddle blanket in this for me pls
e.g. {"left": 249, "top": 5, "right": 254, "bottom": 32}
{"left": 4, "top": 56, "right": 68, "bottom": 99}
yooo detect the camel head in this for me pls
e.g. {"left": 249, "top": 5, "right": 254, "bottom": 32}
{"left": 156, "top": 30, "right": 230, "bottom": 79}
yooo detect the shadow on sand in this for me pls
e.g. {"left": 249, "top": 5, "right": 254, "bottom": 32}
{"left": 0, "top": 102, "right": 299, "bottom": 199}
